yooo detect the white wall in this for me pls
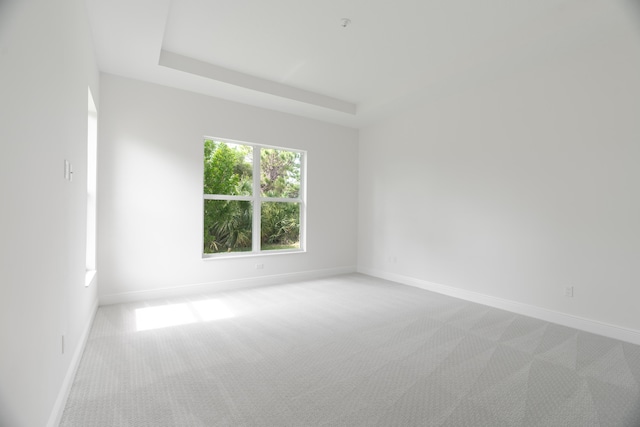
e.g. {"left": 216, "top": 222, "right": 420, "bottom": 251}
{"left": 98, "top": 75, "right": 358, "bottom": 302}
{"left": 359, "top": 3, "right": 640, "bottom": 336}
{"left": 0, "top": 1, "right": 100, "bottom": 426}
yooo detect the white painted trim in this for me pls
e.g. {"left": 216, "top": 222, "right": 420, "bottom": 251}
{"left": 359, "top": 267, "right": 640, "bottom": 346}
{"left": 202, "top": 248, "right": 306, "bottom": 260}
{"left": 100, "top": 266, "right": 357, "bottom": 305}
{"left": 252, "top": 145, "right": 261, "bottom": 253}
{"left": 47, "top": 299, "right": 99, "bottom": 427}
{"left": 204, "top": 194, "right": 301, "bottom": 203}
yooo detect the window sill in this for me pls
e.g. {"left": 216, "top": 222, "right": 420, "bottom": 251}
{"left": 202, "top": 249, "right": 305, "bottom": 261}
{"left": 85, "top": 269, "right": 97, "bottom": 287}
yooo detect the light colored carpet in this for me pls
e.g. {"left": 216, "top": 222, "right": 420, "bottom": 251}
{"left": 60, "top": 274, "right": 640, "bottom": 426}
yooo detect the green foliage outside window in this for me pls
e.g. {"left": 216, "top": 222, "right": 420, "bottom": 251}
{"left": 260, "top": 148, "right": 300, "bottom": 198}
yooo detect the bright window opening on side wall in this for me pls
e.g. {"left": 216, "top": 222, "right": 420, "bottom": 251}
{"left": 202, "top": 138, "right": 306, "bottom": 257}
{"left": 85, "top": 88, "right": 98, "bottom": 286}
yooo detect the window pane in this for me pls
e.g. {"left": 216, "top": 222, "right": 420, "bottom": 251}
{"left": 203, "top": 200, "right": 252, "bottom": 253}
{"left": 204, "top": 140, "right": 253, "bottom": 196}
{"left": 260, "top": 202, "right": 300, "bottom": 251}
{"left": 260, "top": 148, "right": 301, "bottom": 198}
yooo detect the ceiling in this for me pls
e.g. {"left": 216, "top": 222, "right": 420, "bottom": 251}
{"left": 85, "top": 0, "right": 622, "bottom": 128}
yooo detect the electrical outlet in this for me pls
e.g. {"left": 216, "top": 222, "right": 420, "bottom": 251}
{"left": 255, "top": 264, "right": 264, "bottom": 270}
{"left": 565, "top": 286, "right": 574, "bottom": 298}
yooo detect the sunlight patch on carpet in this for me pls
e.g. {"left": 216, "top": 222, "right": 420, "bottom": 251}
{"left": 135, "top": 299, "right": 236, "bottom": 331}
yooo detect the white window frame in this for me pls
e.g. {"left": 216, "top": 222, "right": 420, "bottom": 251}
{"left": 85, "top": 88, "right": 98, "bottom": 286}
{"left": 202, "top": 137, "right": 306, "bottom": 258}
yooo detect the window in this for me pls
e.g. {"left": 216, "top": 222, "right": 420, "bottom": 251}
{"left": 203, "top": 138, "right": 305, "bottom": 256}
{"left": 85, "top": 88, "right": 97, "bottom": 286}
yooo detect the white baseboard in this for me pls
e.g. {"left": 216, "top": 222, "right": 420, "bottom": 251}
{"left": 359, "top": 267, "right": 640, "bottom": 346}
{"left": 47, "top": 299, "right": 99, "bottom": 427}
{"left": 99, "top": 266, "right": 357, "bottom": 305}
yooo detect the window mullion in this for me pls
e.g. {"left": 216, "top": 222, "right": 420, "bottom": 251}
{"left": 252, "top": 147, "right": 261, "bottom": 252}
{"left": 204, "top": 194, "right": 252, "bottom": 201}
{"left": 259, "top": 197, "right": 301, "bottom": 203}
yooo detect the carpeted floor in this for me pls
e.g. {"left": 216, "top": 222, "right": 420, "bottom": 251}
{"left": 60, "top": 274, "right": 640, "bottom": 426}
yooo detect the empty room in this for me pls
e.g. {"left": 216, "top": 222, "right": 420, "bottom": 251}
{"left": 2, "top": 0, "right": 640, "bottom": 426}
